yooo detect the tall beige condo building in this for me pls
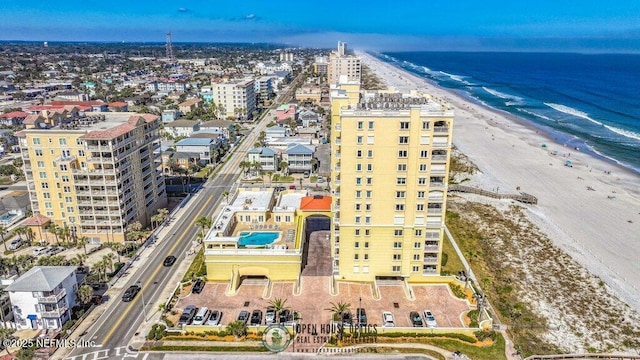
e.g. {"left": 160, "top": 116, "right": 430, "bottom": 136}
{"left": 330, "top": 80, "right": 453, "bottom": 282}
{"left": 17, "top": 112, "right": 167, "bottom": 243}
{"left": 328, "top": 41, "right": 361, "bottom": 85}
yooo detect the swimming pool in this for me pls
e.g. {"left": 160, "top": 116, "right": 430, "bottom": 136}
{"left": 238, "top": 231, "right": 280, "bottom": 246}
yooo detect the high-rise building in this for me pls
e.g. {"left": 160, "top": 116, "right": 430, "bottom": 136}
{"left": 330, "top": 80, "right": 453, "bottom": 281}
{"left": 17, "top": 112, "right": 167, "bottom": 243}
{"left": 328, "top": 42, "right": 361, "bottom": 85}
{"left": 211, "top": 78, "right": 256, "bottom": 120}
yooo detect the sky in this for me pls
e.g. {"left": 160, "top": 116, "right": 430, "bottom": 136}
{"left": 1, "top": 0, "right": 640, "bottom": 52}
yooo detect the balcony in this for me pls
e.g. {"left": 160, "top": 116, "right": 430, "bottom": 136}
{"left": 424, "top": 244, "right": 439, "bottom": 251}
{"left": 423, "top": 267, "right": 438, "bottom": 275}
{"left": 54, "top": 155, "right": 76, "bottom": 165}
{"left": 432, "top": 142, "right": 450, "bottom": 149}
{"left": 424, "top": 256, "right": 439, "bottom": 264}
{"left": 429, "top": 182, "right": 445, "bottom": 188}
{"left": 334, "top": 152, "right": 341, "bottom": 159}
{"left": 335, "top": 138, "right": 341, "bottom": 145}
{"left": 426, "top": 221, "right": 442, "bottom": 228}
{"left": 427, "top": 208, "right": 443, "bottom": 214}
{"left": 41, "top": 306, "right": 68, "bottom": 318}
{"left": 431, "top": 155, "right": 447, "bottom": 162}
{"left": 37, "top": 288, "right": 66, "bottom": 303}
{"left": 433, "top": 126, "right": 449, "bottom": 133}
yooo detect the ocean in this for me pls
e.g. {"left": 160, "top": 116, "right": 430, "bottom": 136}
{"left": 375, "top": 52, "right": 640, "bottom": 174}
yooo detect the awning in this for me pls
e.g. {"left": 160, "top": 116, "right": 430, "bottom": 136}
{"left": 27, "top": 314, "right": 38, "bottom": 320}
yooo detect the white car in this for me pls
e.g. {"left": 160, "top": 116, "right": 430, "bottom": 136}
{"left": 423, "top": 310, "right": 438, "bottom": 328}
{"left": 382, "top": 311, "right": 395, "bottom": 327}
{"left": 7, "top": 238, "right": 22, "bottom": 250}
{"left": 33, "top": 247, "right": 47, "bottom": 256}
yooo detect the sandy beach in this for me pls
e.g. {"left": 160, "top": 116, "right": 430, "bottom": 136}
{"left": 358, "top": 51, "right": 640, "bottom": 313}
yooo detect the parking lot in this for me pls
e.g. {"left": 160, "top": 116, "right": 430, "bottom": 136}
{"left": 172, "top": 276, "right": 472, "bottom": 329}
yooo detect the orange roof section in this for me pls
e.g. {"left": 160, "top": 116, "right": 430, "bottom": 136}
{"left": 299, "top": 195, "right": 332, "bottom": 211}
{"left": 22, "top": 214, "right": 51, "bottom": 226}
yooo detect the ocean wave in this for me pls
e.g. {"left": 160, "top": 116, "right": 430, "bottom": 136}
{"left": 544, "top": 103, "right": 603, "bottom": 126}
{"left": 589, "top": 146, "right": 640, "bottom": 173}
{"left": 482, "top": 87, "right": 523, "bottom": 102}
{"left": 603, "top": 125, "right": 640, "bottom": 141}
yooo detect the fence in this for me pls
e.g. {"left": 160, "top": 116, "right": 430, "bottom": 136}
{"left": 448, "top": 184, "right": 538, "bottom": 204}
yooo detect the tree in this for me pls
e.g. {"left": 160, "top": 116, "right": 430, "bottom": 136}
{"left": 325, "top": 301, "right": 351, "bottom": 322}
{"left": 47, "top": 223, "right": 60, "bottom": 246}
{"left": 77, "top": 236, "right": 89, "bottom": 255}
{"left": 195, "top": 216, "right": 212, "bottom": 237}
{"left": 0, "top": 287, "right": 7, "bottom": 327}
{"left": 226, "top": 320, "right": 247, "bottom": 340}
{"left": 103, "top": 253, "right": 116, "bottom": 273}
{"left": 0, "top": 326, "right": 15, "bottom": 354}
{"left": 0, "top": 226, "right": 7, "bottom": 253}
{"left": 77, "top": 285, "right": 94, "bottom": 305}
{"left": 92, "top": 259, "right": 107, "bottom": 282}
{"left": 222, "top": 191, "right": 230, "bottom": 204}
{"left": 109, "top": 243, "right": 123, "bottom": 264}
{"left": 75, "top": 253, "right": 87, "bottom": 267}
{"left": 279, "top": 161, "right": 288, "bottom": 175}
{"left": 157, "top": 208, "right": 169, "bottom": 225}
{"left": 269, "top": 298, "right": 289, "bottom": 324}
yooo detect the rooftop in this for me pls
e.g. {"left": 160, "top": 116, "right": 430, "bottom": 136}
{"left": 300, "top": 195, "right": 332, "bottom": 211}
{"left": 7, "top": 266, "right": 76, "bottom": 292}
{"left": 176, "top": 138, "right": 214, "bottom": 146}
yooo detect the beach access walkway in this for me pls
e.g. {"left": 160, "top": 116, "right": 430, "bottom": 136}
{"left": 448, "top": 184, "right": 538, "bottom": 204}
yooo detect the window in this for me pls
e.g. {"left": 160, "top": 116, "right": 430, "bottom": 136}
{"left": 422, "top": 121, "right": 430, "bottom": 130}
{"left": 356, "top": 150, "right": 362, "bottom": 157}
{"left": 353, "top": 266, "right": 360, "bottom": 273}
{"left": 356, "top": 163, "right": 362, "bottom": 171}
{"left": 364, "top": 229, "right": 370, "bottom": 236}
{"left": 357, "top": 136, "right": 363, "bottom": 144}
{"left": 394, "top": 230, "right": 403, "bottom": 236}
{"left": 420, "top": 150, "right": 429, "bottom": 158}
{"left": 33, "top": 138, "right": 41, "bottom": 145}
{"left": 78, "top": 150, "right": 85, "bottom": 157}
{"left": 39, "top": 172, "right": 46, "bottom": 179}
{"left": 355, "top": 190, "right": 362, "bottom": 198}
{"left": 367, "top": 149, "right": 373, "bottom": 158}
{"left": 397, "top": 150, "right": 408, "bottom": 158}
{"left": 63, "top": 186, "right": 71, "bottom": 193}
{"left": 37, "top": 161, "right": 45, "bottom": 168}
{"left": 392, "top": 266, "right": 401, "bottom": 272}
{"left": 413, "top": 254, "right": 421, "bottom": 261}
{"left": 357, "top": 121, "right": 363, "bottom": 129}
{"left": 365, "top": 216, "right": 371, "bottom": 224}
{"left": 356, "top": 177, "right": 362, "bottom": 185}
{"left": 355, "top": 229, "right": 360, "bottom": 236}
{"left": 418, "top": 178, "right": 427, "bottom": 185}
{"left": 368, "top": 121, "right": 374, "bottom": 130}
{"left": 67, "top": 207, "right": 74, "bottom": 213}
{"left": 366, "top": 164, "right": 373, "bottom": 171}
{"left": 395, "top": 204, "right": 405, "bottom": 211}
{"left": 417, "top": 191, "right": 425, "bottom": 198}
{"left": 355, "top": 241, "right": 360, "bottom": 248}
{"left": 365, "top": 203, "right": 371, "bottom": 211}
{"left": 415, "top": 229, "right": 423, "bottom": 236}
{"left": 413, "top": 266, "right": 420, "bottom": 272}
{"left": 414, "top": 242, "right": 421, "bottom": 249}
{"left": 419, "top": 164, "right": 427, "bottom": 172}
{"left": 363, "top": 266, "right": 369, "bottom": 274}
{"left": 364, "top": 241, "right": 369, "bottom": 248}
{"left": 366, "top": 190, "right": 372, "bottom": 198}
{"left": 43, "top": 192, "right": 50, "bottom": 199}
{"left": 61, "top": 176, "right": 69, "bottom": 183}
{"left": 393, "top": 254, "right": 402, "bottom": 260}
{"left": 396, "top": 177, "right": 406, "bottom": 185}
{"left": 59, "top": 164, "right": 68, "bottom": 171}
{"left": 41, "top": 182, "right": 49, "bottom": 189}
{"left": 355, "top": 203, "right": 361, "bottom": 211}
{"left": 397, "top": 164, "right": 407, "bottom": 172}
{"left": 44, "top": 202, "right": 52, "bottom": 209}
{"left": 354, "top": 254, "right": 359, "bottom": 260}
{"left": 355, "top": 216, "right": 361, "bottom": 224}
{"left": 393, "top": 241, "right": 402, "bottom": 248}
{"left": 399, "top": 136, "right": 409, "bottom": 144}
{"left": 65, "top": 196, "right": 72, "bottom": 203}
{"left": 364, "top": 254, "right": 369, "bottom": 260}
{"left": 46, "top": 212, "right": 54, "bottom": 217}
{"left": 59, "top": 138, "right": 67, "bottom": 145}
{"left": 35, "top": 149, "right": 43, "bottom": 156}
{"left": 367, "top": 135, "right": 374, "bottom": 144}
{"left": 395, "top": 191, "right": 405, "bottom": 198}
{"left": 420, "top": 135, "right": 430, "bottom": 145}
{"left": 400, "top": 121, "right": 410, "bottom": 130}
{"left": 366, "top": 177, "right": 372, "bottom": 185}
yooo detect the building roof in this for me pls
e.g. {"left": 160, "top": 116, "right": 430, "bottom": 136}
{"left": 49, "top": 100, "right": 106, "bottom": 107}
{"left": 108, "top": 102, "right": 128, "bottom": 107}
{"left": 79, "top": 114, "right": 159, "bottom": 140}
{"left": 7, "top": 266, "right": 76, "bottom": 292}
{"left": 0, "top": 111, "right": 29, "bottom": 119}
{"left": 164, "top": 119, "right": 198, "bottom": 128}
{"left": 178, "top": 98, "right": 202, "bottom": 107}
{"left": 299, "top": 195, "right": 332, "bottom": 211}
{"left": 200, "top": 120, "right": 233, "bottom": 128}
{"left": 176, "top": 138, "right": 214, "bottom": 146}
{"left": 248, "top": 147, "right": 277, "bottom": 156}
{"left": 190, "top": 132, "right": 220, "bottom": 139}
{"left": 286, "top": 144, "right": 314, "bottom": 155}
{"left": 174, "top": 151, "right": 200, "bottom": 159}
{"left": 22, "top": 213, "right": 51, "bottom": 226}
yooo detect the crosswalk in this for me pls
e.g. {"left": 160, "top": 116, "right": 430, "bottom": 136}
{"left": 65, "top": 346, "right": 149, "bottom": 360}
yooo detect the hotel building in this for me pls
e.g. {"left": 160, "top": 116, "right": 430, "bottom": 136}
{"left": 17, "top": 112, "right": 167, "bottom": 243}
{"left": 328, "top": 41, "right": 361, "bottom": 85}
{"left": 329, "top": 80, "right": 453, "bottom": 282}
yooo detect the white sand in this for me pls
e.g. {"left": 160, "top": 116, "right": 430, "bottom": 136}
{"left": 358, "top": 51, "right": 640, "bottom": 313}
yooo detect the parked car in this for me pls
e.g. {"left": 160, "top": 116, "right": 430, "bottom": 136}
{"left": 33, "top": 247, "right": 47, "bottom": 256}
{"left": 48, "top": 246, "right": 65, "bottom": 255}
{"left": 289, "top": 185, "right": 296, "bottom": 190}
{"left": 382, "top": 311, "right": 395, "bottom": 327}
{"left": 410, "top": 311, "right": 424, "bottom": 327}
{"left": 423, "top": 310, "right": 438, "bottom": 328}
{"left": 356, "top": 308, "right": 367, "bottom": 325}
{"left": 178, "top": 305, "right": 197, "bottom": 325}
{"left": 191, "top": 279, "right": 205, "bottom": 294}
{"left": 265, "top": 306, "right": 276, "bottom": 324}
{"left": 7, "top": 238, "right": 22, "bottom": 250}
{"left": 163, "top": 255, "right": 176, "bottom": 266}
{"left": 192, "top": 307, "right": 211, "bottom": 325}
{"left": 237, "top": 310, "right": 250, "bottom": 324}
{"left": 250, "top": 310, "right": 263, "bottom": 325}
{"left": 121, "top": 285, "right": 141, "bottom": 302}
{"left": 206, "top": 310, "right": 222, "bottom": 326}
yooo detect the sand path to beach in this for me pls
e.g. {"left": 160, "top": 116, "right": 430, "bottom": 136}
{"left": 358, "top": 51, "right": 640, "bottom": 313}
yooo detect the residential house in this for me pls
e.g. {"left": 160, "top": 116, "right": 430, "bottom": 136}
{"left": 164, "top": 120, "right": 200, "bottom": 138}
{"left": 49, "top": 101, "right": 108, "bottom": 112}
{"left": 7, "top": 266, "right": 78, "bottom": 330}
{"left": 298, "top": 109, "right": 320, "bottom": 127}
{"left": 247, "top": 147, "right": 279, "bottom": 172}
{"left": 0, "top": 111, "right": 29, "bottom": 127}
{"left": 276, "top": 103, "right": 297, "bottom": 121}
{"left": 54, "top": 91, "right": 88, "bottom": 102}
{"left": 265, "top": 124, "right": 289, "bottom": 140}
{"left": 284, "top": 144, "right": 315, "bottom": 174}
{"left": 162, "top": 151, "right": 201, "bottom": 173}
{"left": 162, "top": 109, "right": 181, "bottom": 123}
{"left": 178, "top": 98, "right": 202, "bottom": 114}
{"left": 108, "top": 102, "right": 129, "bottom": 112}
{"left": 175, "top": 137, "right": 220, "bottom": 165}
{"left": 198, "top": 119, "right": 234, "bottom": 139}
{"left": 295, "top": 85, "right": 323, "bottom": 104}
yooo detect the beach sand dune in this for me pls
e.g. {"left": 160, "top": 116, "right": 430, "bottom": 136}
{"left": 358, "top": 52, "right": 640, "bottom": 313}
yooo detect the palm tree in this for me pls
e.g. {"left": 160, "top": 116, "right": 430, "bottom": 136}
{"left": 77, "top": 236, "right": 89, "bottom": 255}
{"left": 157, "top": 208, "right": 169, "bottom": 225}
{"left": 0, "top": 225, "right": 7, "bottom": 253}
{"left": 75, "top": 253, "right": 87, "bottom": 267}
{"left": 325, "top": 301, "right": 351, "bottom": 322}
{"left": 226, "top": 320, "right": 247, "bottom": 340}
{"left": 0, "top": 287, "right": 7, "bottom": 327}
{"left": 47, "top": 223, "right": 60, "bottom": 246}
{"left": 150, "top": 214, "right": 162, "bottom": 229}
{"left": 239, "top": 160, "right": 251, "bottom": 175}
{"left": 77, "top": 285, "right": 94, "bottom": 305}
{"left": 103, "top": 253, "right": 115, "bottom": 273}
{"left": 58, "top": 225, "right": 70, "bottom": 245}
{"left": 195, "top": 216, "right": 212, "bottom": 237}
{"left": 269, "top": 298, "right": 289, "bottom": 324}
{"left": 279, "top": 161, "right": 288, "bottom": 175}
{"left": 222, "top": 191, "right": 230, "bottom": 204}
{"left": 310, "top": 158, "right": 318, "bottom": 174}
{"left": 92, "top": 259, "right": 107, "bottom": 282}
{"left": 0, "top": 326, "right": 15, "bottom": 354}
{"left": 266, "top": 171, "right": 273, "bottom": 186}
{"left": 195, "top": 232, "right": 204, "bottom": 243}
{"left": 14, "top": 226, "right": 26, "bottom": 242}
{"left": 109, "top": 243, "right": 123, "bottom": 264}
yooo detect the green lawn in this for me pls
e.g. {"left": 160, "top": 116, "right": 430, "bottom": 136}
{"left": 441, "top": 232, "right": 466, "bottom": 276}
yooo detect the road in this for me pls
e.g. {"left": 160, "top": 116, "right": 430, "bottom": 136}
{"left": 63, "top": 71, "right": 306, "bottom": 360}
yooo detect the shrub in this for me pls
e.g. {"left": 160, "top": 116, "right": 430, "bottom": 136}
{"left": 474, "top": 330, "right": 496, "bottom": 342}
{"left": 377, "top": 332, "right": 476, "bottom": 343}
{"left": 449, "top": 283, "right": 466, "bottom": 299}
{"left": 466, "top": 309, "right": 479, "bottom": 328}
{"left": 441, "top": 252, "right": 449, "bottom": 267}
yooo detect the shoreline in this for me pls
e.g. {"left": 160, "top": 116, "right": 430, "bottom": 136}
{"left": 357, "top": 51, "right": 640, "bottom": 313}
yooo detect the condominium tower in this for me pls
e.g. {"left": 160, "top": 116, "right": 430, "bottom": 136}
{"left": 330, "top": 81, "right": 453, "bottom": 281}
{"left": 211, "top": 78, "right": 257, "bottom": 120}
{"left": 17, "top": 111, "right": 167, "bottom": 243}
{"left": 328, "top": 42, "right": 361, "bottom": 85}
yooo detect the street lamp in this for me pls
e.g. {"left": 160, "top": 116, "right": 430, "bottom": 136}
{"left": 137, "top": 281, "right": 147, "bottom": 321}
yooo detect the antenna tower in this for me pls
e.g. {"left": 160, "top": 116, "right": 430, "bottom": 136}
{"left": 165, "top": 32, "right": 175, "bottom": 62}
